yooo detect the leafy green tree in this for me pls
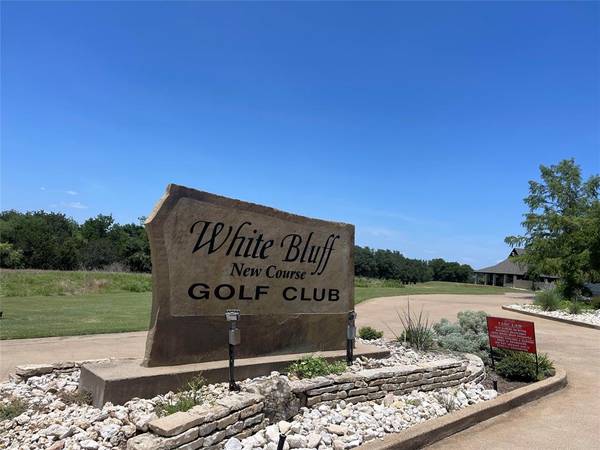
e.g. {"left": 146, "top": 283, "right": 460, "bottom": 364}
{"left": 0, "top": 243, "right": 25, "bottom": 268}
{"left": 505, "top": 159, "right": 600, "bottom": 299}
{"left": 80, "top": 214, "right": 118, "bottom": 269}
{"left": 0, "top": 210, "right": 81, "bottom": 269}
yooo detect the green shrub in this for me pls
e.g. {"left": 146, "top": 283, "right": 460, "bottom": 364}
{"left": 567, "top": 300, "right": 582, "bottom": 314}
{"left": 0, "top": 397, "right": 28, "bottom": 420}
{"left": 457, "top": 310, "right": 488, "bottom": 334}
{"left": 591, "top": 296, "right": 600, "bottom": 310}
{"left": 358, "top": 326, "right": 383, "bottom": 340}
{"left": 534, "top": 289, "right": 561, "bottom": 311}
{"left": 156, "top": 374, "right": 206, "bottom": 416}
{"left": 495, "top": 351, "right": 554, "bottom": 382}
{"left": 0, "top": 243, "right": 25, "bottom": 269}
{"left": 433, "top": 311, "right": 490, "bottom": 364}
{"left": 156, "top": 394, "right": 197, "bottom": 416}
{"left": 287, "top": 356, "right": 346, "bottom": 379}
{"left": 395, "top": 301, "right": 434, "bottom": 351}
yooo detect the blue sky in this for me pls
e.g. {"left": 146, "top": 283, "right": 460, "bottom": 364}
{"left": 1, "top": 2, "right": 598, "bottom": 269}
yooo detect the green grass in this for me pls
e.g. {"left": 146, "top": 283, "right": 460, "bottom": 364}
{"left": 0, "top": 271, "right": 524, "bottom": 340}
{"left": 355, "top": 281, "right": 522, "bottom": 304}
{"left": 0, "top": 292, "right": 151, "bottom": 339}
{"left": 0, "top": 269, "right": 151, "bottom": 297}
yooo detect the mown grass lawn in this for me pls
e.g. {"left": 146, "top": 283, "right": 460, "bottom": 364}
{"left": 0, "top": 292, "right": 151, "bottom": 339}
{"left": 0, "top": 279, "right": 523, "bottom": 340}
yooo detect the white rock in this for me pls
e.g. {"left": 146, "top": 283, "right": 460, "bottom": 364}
{"left": 15, "top": 414, "right": 30, "bottom": 425}
{"left": 98, "top": 422, "right": 120, "bottom": 439}
{"left": 80, "top": 440, "right": 99, "bottom": 450}
{"left": 307, "top": 432, "right": 321, "bottom": 448}
{"left": 481, "top": 390, "right": 498, "bottom": 401}
{"left": 278, "top": 420, "right": 292, "bottom": 434}
{"left": 327, "top": 424, "right": 347, "bottom": 436}
{"left": 266, "top": 424, "right": 281, "bottom": 443}
{"left": 382, "top": 393, "right": 394, "bottom": 407}
{"left": 45, "top": 424, "right": 69, "bottom": 437}
{"left": 224, "top": 437, "right": 243, "bottom": 450}
{"left": 286, "top": 434, "right": 308, "bottom": 448}
{"left": 333, "top": 439, "right": 345, "bottom": 450}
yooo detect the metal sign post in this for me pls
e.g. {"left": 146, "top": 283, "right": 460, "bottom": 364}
{"left": 486, "top": 326, "right": 498, "bottom": 391}
{"left": 225, "top": 309, "right": 241, "bottom": 391}
{"left": 347, "top": 310, "right": 357, "bottom": 365}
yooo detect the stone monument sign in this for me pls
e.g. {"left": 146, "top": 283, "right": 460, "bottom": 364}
{"left": 143, "top": 184, "right": 354, "bottom": 366}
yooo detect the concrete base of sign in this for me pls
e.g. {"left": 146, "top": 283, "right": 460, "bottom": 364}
{"left": 80, "top": 342, "right": 389, "bottom": 407}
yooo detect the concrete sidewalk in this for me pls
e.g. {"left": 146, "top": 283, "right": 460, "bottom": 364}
{"left": 0, "top": 331, "right": 147, "bottom": 380}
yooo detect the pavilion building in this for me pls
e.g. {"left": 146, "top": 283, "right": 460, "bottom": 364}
{"left": 474, "top": 248, "right": 559, "bottom": 289}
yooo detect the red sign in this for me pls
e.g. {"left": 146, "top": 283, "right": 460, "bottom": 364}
{"left": 486, "top": 316, "right": 537, "bottom": 354}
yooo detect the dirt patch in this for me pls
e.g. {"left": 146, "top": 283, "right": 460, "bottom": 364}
{"left": 483, "top": 369, "right": 530, "bottom": 394}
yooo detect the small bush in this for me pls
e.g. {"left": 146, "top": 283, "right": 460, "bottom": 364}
{"left": 457, "top": 310, "right": 488, "bottom": 334}
{"left": 495, "top": 351, "right": 554, "bottom": 382}
{"left": 567, "top": 300, "right": 582, "bottom": 314}
{"left": 0, "top": 397, "right": 28, "bottom": 420}
{"left": 395, "top": 301, "right": 434, "bottom": 351}
{"left": 434, "top": 392, "right": 457, "bottom": 412}
{"left": 433, "top": 311, "right": 490, "bottom": 364}
{"left": 287, "top": 356, "right": 346, "bottom": 379}
{"left": 358, "top": 326, "right": 383, "bottom": 340}
{"left": 156, "top": 374, "right": 206, "bottom": 416}
{"left": 534, "top": 289, "right": 561, "bottom": 311}
{"left": 156, "top": 394, "right": 196, "bottom": 416}
{"left": 591, "top": 296, "right": 600, "bottom": 310}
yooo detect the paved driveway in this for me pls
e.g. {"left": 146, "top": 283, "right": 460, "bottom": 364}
{"left": 357, "top": 294, "right": 600, "bottom": 449}
{"left": 1, "top": 293, "right": 598, "bottom": 448}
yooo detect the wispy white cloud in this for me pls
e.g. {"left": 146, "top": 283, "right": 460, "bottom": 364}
{"left": 61, "top": 201, "right": 88, "bottom": 209}
{"left": 65, "top": 190, "right": 78, "bottom": 196}
{"left": 360, "top": 226, "right": 402, "bottom": 239}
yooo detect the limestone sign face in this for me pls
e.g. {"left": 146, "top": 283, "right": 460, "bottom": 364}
{"left": 143, "top": 184, "right": 354, "bottom": 366}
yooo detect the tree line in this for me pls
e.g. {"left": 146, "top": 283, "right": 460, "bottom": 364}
{"left": 0, "top": 211, "right": 150, "bottom": 272}
{"left": 354, "top": 246, "right": 473, "bottom": 283}
{"left": 0, "top": 210, "right": 474, "bottom": 282}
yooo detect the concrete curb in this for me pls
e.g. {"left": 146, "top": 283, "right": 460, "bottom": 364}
{"left": 358, "top": 366, "right": 567, "bottom": 450}
{"left": 502, "top": 305, "right": 600, "bottom": 330}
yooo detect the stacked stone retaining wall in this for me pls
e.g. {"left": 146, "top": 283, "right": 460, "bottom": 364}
{"left": 128, "top": 392, "right": 268, "bottom": 450}
{"left": 290, "top": 357, "right": 483, "bottom": 408}
{"left": 126, "top": 355, "right": 484, "bottom": 449}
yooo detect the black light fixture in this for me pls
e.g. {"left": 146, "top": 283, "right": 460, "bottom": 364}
{"left": 225, "top": 309, "right": 241, "bottom": 391}
{"left": 347, "top": 310, "right": 357, "bottom": 365}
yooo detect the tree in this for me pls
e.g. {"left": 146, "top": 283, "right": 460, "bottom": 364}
{"left": 0, "top": 210, "right": 81, "bottom": 269}
{"left": 505, "top": 159, "right": 600, "bottom": 299}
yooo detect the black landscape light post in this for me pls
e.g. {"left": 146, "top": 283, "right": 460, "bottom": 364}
{"left": 277, "top": 434, "right": 287, "bottom": 450}
{"left": 226, "top": 309, "right": 241, "bottom": 391}
{"left": 347, "top": 310, "right": 357, "bottom": 365}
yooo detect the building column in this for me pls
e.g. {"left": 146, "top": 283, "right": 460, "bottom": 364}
{"left": 474, "top": 273, "right": 478, "bottom": 285}
{"left": 503, "top": 274, "right": 508, "bottom": 287}
{"left": 492, "top": 274, "right": 497, "bottom": 286}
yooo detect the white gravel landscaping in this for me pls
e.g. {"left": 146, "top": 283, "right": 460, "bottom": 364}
{"left": 0, "top": 340, "right": 495, "bottom": 450}
{"left": 507, "top": 304, "right": 600, "bottom": 327}
{"left": 229, "top": 383, "right": 496, "bottom": 450}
